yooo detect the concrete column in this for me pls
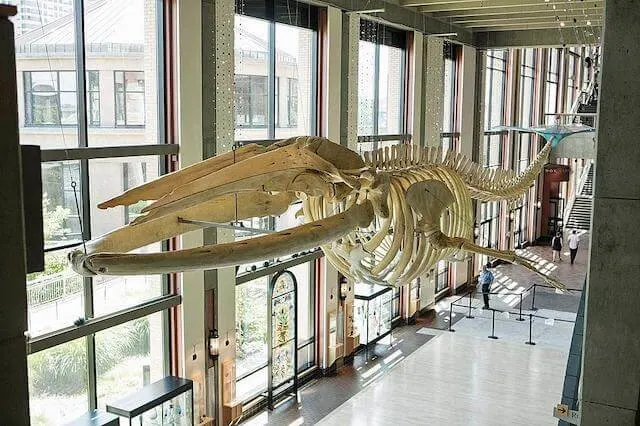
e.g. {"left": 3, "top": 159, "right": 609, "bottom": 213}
{"left": 175, "top": 0, "right": 207, "bottom": 419}
{"left": 580, "top": 1, "right": 640, "bottom": 424}
{"left": 324, "top": 6, "right": 342, "bottom": 142}
{"left": 0, "top": 7, "right": 29, "bottom": 422}
{"left": 340, "top": 12, "right": 359, "bottom": 150}
{"left": 423, "top": 36, "right": 443, "bottom": 148}
{"left": 204, "top": 1, "right": 237, "bottom": 422}
{"left": 410, "top": 31, "right": 424, "bottom": 144}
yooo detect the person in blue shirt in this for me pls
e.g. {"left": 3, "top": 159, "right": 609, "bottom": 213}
{"left": 479, "top": 263, "right": 494, "bottom": 309}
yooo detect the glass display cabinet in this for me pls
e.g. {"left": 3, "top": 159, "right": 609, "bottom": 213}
{"left": 354, "top": 283, "right": 393, "bottom": 348}
{"left": 106, "top": 376, "right": 193, "bottom": 425}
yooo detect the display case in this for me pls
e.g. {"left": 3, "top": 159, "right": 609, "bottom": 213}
{"left": 354, "top": 283, "right": 393, "bottom": 345}
{"left": 106, "top": 376, "right": 193, "bottom": 425}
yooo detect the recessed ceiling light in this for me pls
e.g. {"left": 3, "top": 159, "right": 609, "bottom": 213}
{"left": 587, "top": 20, "right": 592, "bottom": 26}
{"left": 560, "top": 21, "right": 566, "bottom": 27}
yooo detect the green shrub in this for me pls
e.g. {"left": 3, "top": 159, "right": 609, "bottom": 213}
{"left": 29, "top": 318, "right": 152, "bottom": 396}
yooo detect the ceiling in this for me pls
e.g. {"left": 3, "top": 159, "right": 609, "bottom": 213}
{"left": 399, "top": 0, "right": 604, "bottom": 33}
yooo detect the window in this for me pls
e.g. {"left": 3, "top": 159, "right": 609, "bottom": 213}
{"left": 442, "top": 42, "right": 461, "bottom": 152}
{"left": 478, "top": 201, "right": 500, "bottom": 270}
{"left": 235, "top": 260, "right": 316, "bottom": 403}
{"left": 115, "top": 71, "right": 145, "bottom": 127}
{"left": 87, "top": 71, "right": 100, "bottom": 126}
{"left": 235, "top": 75, "right": 269, "bottom": 128}
{"left": 483, "top": 50, "right": 508, "bottom": 170}
{"left": 13, "top": 1, "right": 174, "bottom": 423}
{"left": 24, "top": 71, "right": 100, "bottom": 127}
{"left": 287, "top": 78, "right": 298, "bottom": 127}
{"left": 545, "top": 49, "right": 561, "bottom": 124}
{"left": 565, "top": 48, "right": 583, "bottom": 114}
{"left": 517, "top": 49, "right": 536, "bottom": 174}
{"left": 435, "top": 260, "right": 449, "bottom": 293}
{"left": 234, "top": 0, "right": 318, "bottom": 141}
{"left": 357, "top": 20, "right": 407, "bottom": 153}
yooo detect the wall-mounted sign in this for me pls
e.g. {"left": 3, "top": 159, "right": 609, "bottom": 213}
{"left": 544, "top": 164, "right": 570, "bottom": 181}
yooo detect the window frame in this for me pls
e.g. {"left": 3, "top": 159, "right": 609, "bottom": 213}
{"left": 23, "top": 70, "right": 101, "bottom": 127}
{"left": 357, "top": 20, "right": 409, "bottom": 151}
{"left": 441, "top": 41, "right": 461, "bottom": 151}
{"left": 23, "top": 0, "right": 175, "bottom": 418}
{"left": 234, "top": 1, "right": 320, "bottom": 143}
{"left": 234, "top": 255, "right": 318, "bottom": 404}
{"left": 114, "top": 70, "right": 146, "bottom": 128}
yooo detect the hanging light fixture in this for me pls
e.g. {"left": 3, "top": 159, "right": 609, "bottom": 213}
{"left": 209, "top": 329, "right": 220, "bottom": 360}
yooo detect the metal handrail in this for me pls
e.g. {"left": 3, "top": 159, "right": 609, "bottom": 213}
{"left": 563, "top": 161, "right": 593, "bottom": 226}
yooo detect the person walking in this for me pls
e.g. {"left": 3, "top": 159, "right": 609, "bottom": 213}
{"left": 551, "top": 231, "right": 563, "bottom": 262}
{"left": 567, "top": 230, "right": 580, "bottom": 265}
{"left": 479, "top": 263, "right": 494, "bottom": 309}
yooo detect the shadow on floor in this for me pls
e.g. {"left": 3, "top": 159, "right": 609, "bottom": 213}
{"left": 239, "top": 317, "right": 436, "bottom": 425}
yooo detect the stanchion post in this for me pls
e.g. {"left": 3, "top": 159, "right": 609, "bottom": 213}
{"left": 530, "top": 284, "right": 538, "bottom": 311}
{"left": 525, "top": 313, "right": 536, "bottom": 345}
{"left": 488, "top": 309, "right": 498, "bottom": 339}
{"left": 516, "top": 293, "right": 525, "bottom": 321}
{"left": 448, "top": 302, "right": 455, "bottom": 332}
{"left": 466, "top": 291, "right": 474, "bottom": 319}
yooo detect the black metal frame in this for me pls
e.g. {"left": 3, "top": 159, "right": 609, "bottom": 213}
{"left": 113, "top": 70, "right": 146, "bottom": 128}
{"left": 235, "top": 1, "right": 319, "bottom": 140}
{"left": 23, "top": 0, "right": 173, "bottom": 414}
{"left": 357, "top": 19, "right": 407, "bottom": 151}
{"left": 235, "top": 257, "right": 317, "bottom": 406}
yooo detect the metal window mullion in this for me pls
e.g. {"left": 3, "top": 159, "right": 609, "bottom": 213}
{"left": 268, "top": 21, "right": 276, "bottom": 139}
{"left": 400, "top": 47, "right": 406, "bottom": 139}
{"left": 72, "top": 0, "right": 97, "bottom": 409}
{"left": 373, "top": 42, "right": 380, "bottom": 149}
{"left": 28, "top": 295, "right": 182, "bottom": 354}
{"left": 311, "top": 30, "right": 318, "bottom": 136}
{"left": 157, "top": 0, "right": 171, "bottom": 377}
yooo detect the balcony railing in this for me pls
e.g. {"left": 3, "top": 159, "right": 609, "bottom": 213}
{"left": 27, "top": 271, "right": 83, "bottom": 308}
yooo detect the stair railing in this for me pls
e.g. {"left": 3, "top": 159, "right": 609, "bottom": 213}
{"left": 563, "top": 162, "right": 593, "bottom": 226}
{"left": 569, "top": 77, "right": 597, "bottom": 122}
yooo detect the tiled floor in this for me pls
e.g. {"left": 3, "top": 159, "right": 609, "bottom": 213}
{"left": 239, "top": 320, "right": 435, "bottom": 426}
{"left": 240, "top": 235, "right": 590, "bottom": 425}
{"left": 317, "top": 332, "right": 567, "bottom": 426}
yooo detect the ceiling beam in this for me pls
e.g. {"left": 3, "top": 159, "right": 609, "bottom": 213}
{"left": 417, "top": 0, "right": 603, "bottom": 13}
{"left": 455, "top": 14, "right": 603, "bottom": 26}
{"left": 466, "top": 20, "right": 602, "bottom": 30}
{"left": 474, "top": 26, "right": 602, "bottom": 47}
{"left": 432, "top": 3, "right": 603, "bottom": 19}
{"left": 320, "top": 0, "right": 475, "bottom": 44}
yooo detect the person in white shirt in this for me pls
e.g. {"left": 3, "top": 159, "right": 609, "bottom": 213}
{"left": 567, "top": 230, "right": 580, "bottom": 265}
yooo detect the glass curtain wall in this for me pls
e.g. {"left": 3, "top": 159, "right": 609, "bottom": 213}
{"left": 357, "top": 20, "right": 407, "bottom": 154}
{"left": 234, "top": 0, "right": 318, "bottom": 142}
{"left": 565, "top": 48, "right": 581, "bottom": 113}
{"left": 8, "top": 0, "right": 175, "bottom": 423}
{"left": 441, "top": 41, "right": 460, "bottom": 153}
{"left": 544, "top": 48, "right": 561, "bottom": 124}
{"left": 478, "top": 49, "right": 508, "bottom": 269}
{"left": 514, "top": 49, "right": 536, "bottom": 246}
{"left": 233, "top": 1, "right": 319, "bottom": 404}
{"left": 235, "top": 261, "right": 316, "bottom": 403}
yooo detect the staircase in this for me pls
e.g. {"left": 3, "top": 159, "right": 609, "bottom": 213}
{"left": 581, "top": 165, "right": 594, "bottom": 196}
{"left": 566, "top": 164, "right": 594, "bottom": 230}
{"left": 576, "top": 98, "right": 598, "bottom": 127}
